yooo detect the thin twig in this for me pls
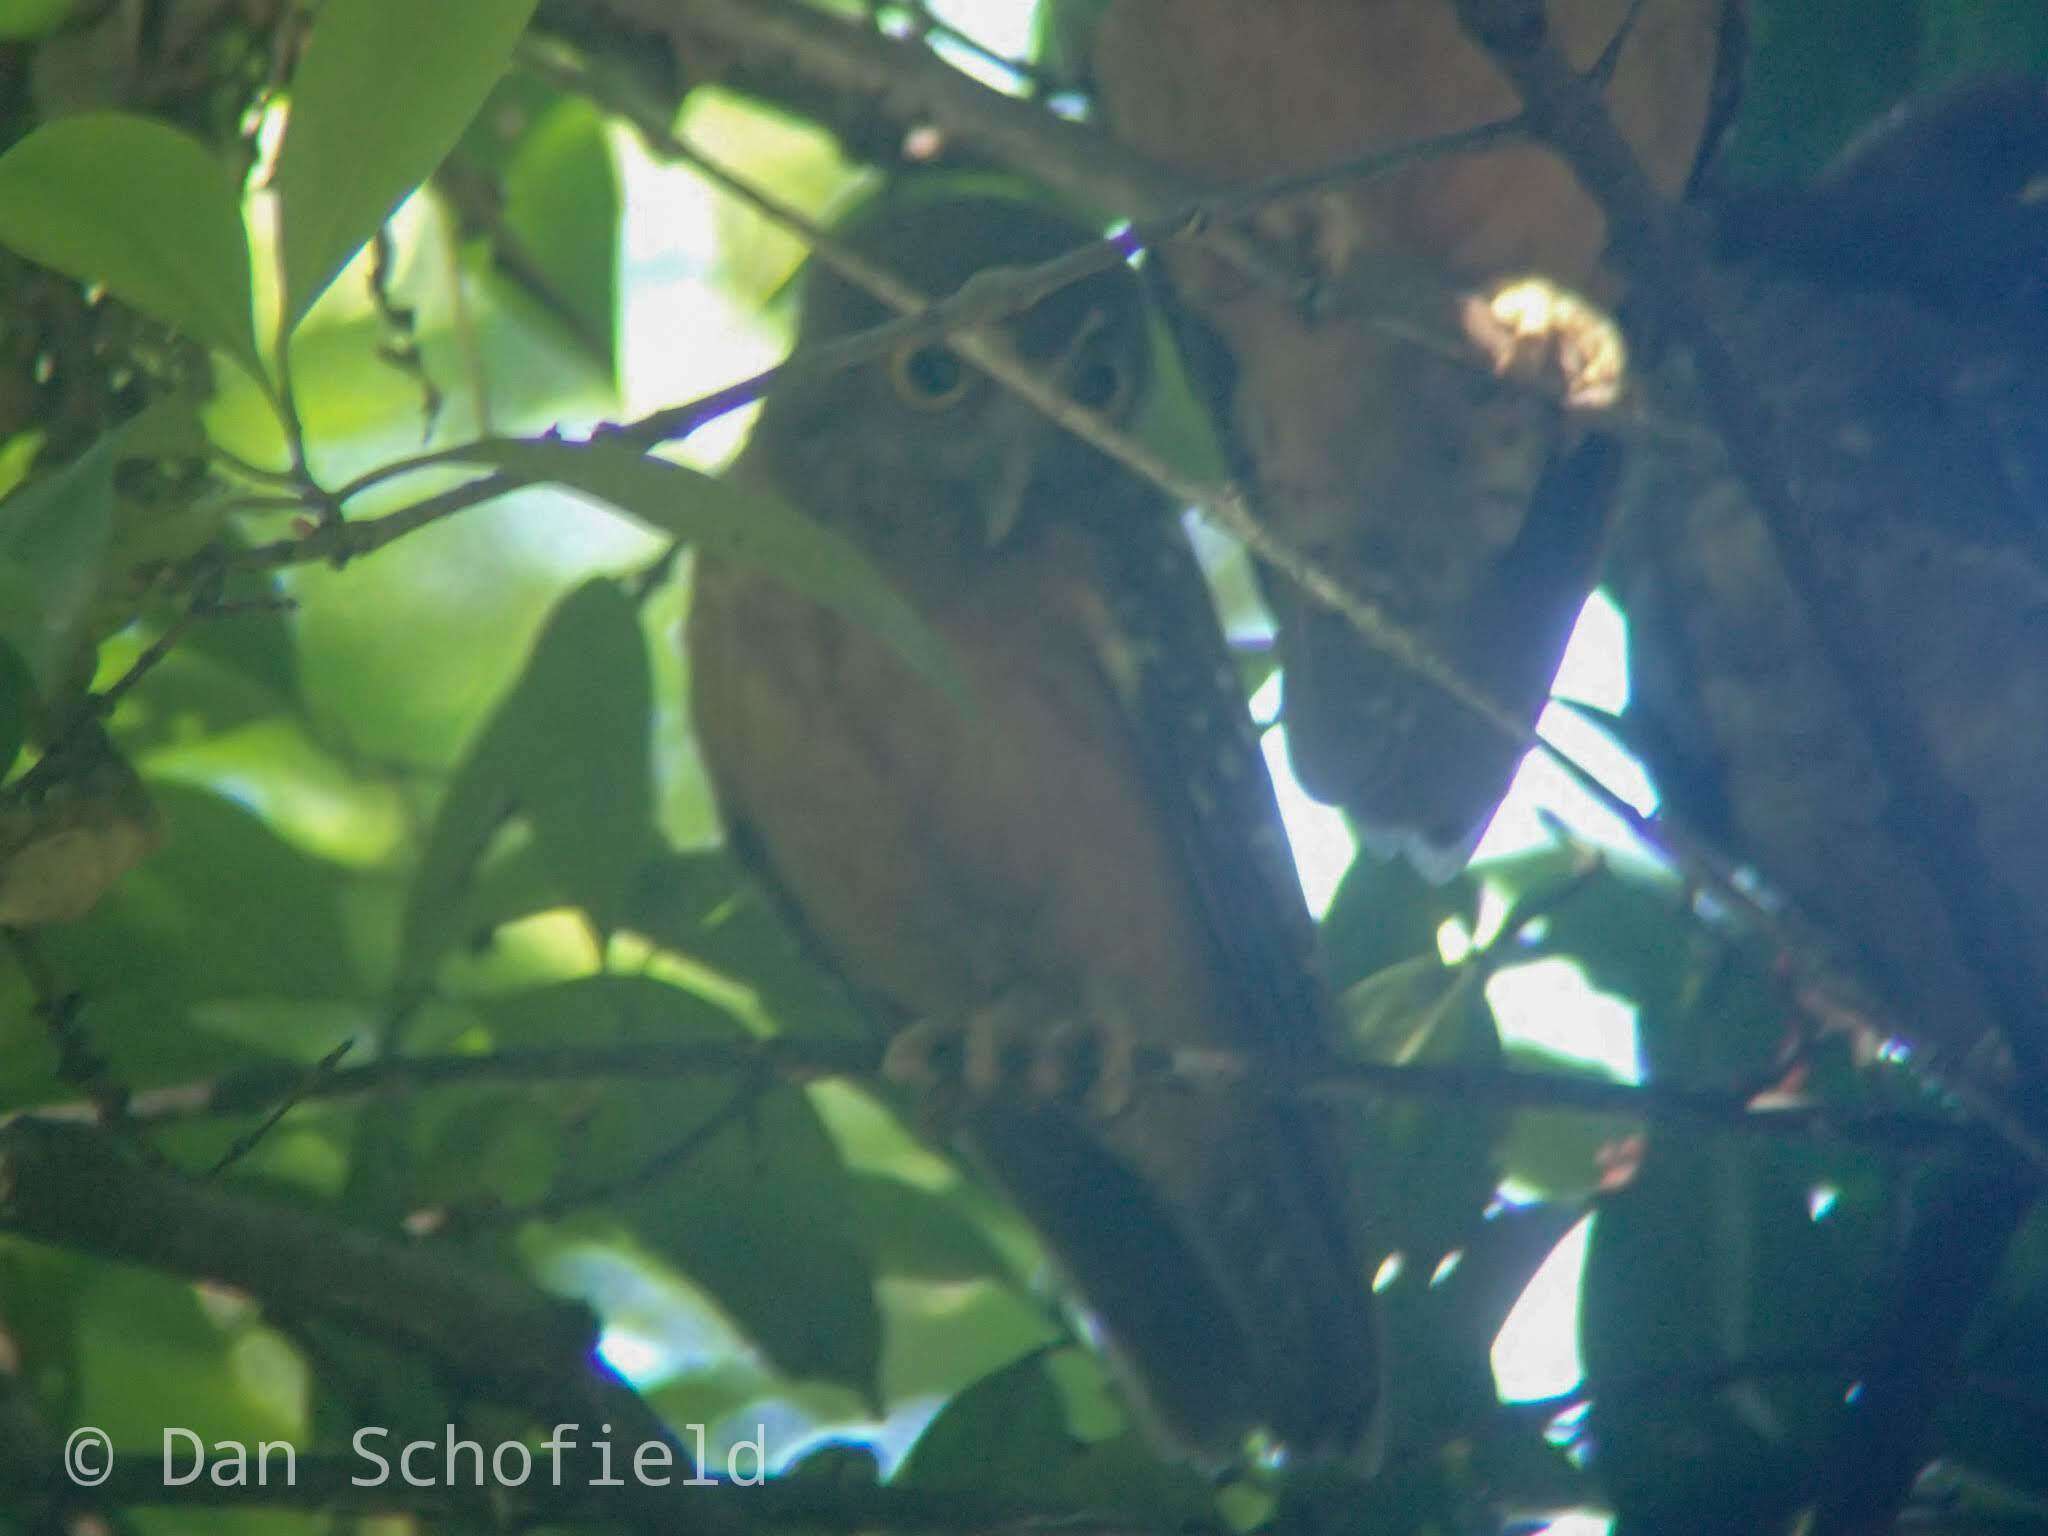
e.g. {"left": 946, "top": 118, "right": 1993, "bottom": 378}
{"left": 13, "top": 568, "right": 227, "bottom": 800}
{"left": 202, "top": 1037, "right": 356, "bottom": 1177}
{"left": 440, "top": 1076, "right": 762, "bottom": 1229}
{"left": 43, "top": 1035, "right": 1989, "bottom": 1158}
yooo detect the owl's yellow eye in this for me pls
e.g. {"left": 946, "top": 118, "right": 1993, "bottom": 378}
{"left": 889, "top": 343, "right": 971, "bottom": 409}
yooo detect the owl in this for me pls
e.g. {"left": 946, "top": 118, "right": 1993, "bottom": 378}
{"left": 686, "top": 185, "right": 1381, "bottom": 1470}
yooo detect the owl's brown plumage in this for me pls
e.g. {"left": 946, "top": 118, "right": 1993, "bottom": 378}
{"left": 686, "top": 189, "right": 1379, "bottom": 1467}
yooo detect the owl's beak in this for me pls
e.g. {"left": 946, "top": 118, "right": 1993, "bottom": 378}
{"left": 980, "top": 390, "right": 1049, "bottom": 549}
{"left": 981, "top": 319, "right": 1113, "bottom": 548}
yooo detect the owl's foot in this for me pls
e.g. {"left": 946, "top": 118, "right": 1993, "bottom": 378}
{"left": 883, "top": 982, "right": 1141, "bottom": 1123}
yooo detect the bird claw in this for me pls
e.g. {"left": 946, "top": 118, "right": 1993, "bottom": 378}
{"left": 882, "top": 983, "right": 1141, "bottom": 1122}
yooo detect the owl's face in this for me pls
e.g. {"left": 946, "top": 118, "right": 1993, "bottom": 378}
{"left": 746, "top": 193, "right": 1160, "bottom": 565}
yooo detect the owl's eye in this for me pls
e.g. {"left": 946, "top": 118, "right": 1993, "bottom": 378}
{"left": 889, "top": 343, "right": 971, "bottom": 409}
{"left": 1068, "top": 356, "right": 1129, "bottom": 412}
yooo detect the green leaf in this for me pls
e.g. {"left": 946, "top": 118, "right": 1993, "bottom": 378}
{"left": 896, "top": 1351, "right": 1069, "bottom": 1491}
{"left": 897, "top": 1349, "right": 1216, "bottom": 1517}
{"left": 1133, "top": 310, "right": 1228, "bottom": 484}
{"left": 1320, "top": 850, "right": 1476, "bottom": 994}
{"left": 0, "top": 114, "right": 262, "bottom": 379}
{"left": 109, "top": 568, "right": 301, "bottom": 755}
{"left": 455, "top": 439, "right": 962, "bottom": 700}
{"left": 0, "top": 423, "right": 117, "bottom": 696}
{"left": 844, "top": 1172, "right": 1010, "bottom": 1282}
{"left": 1335, "top": 952, "right": 1504, "bottom": 1294}
{"left": 415, "top": 1089, "right": 562, "bottom": 1210}
{"left": 0, "top": 428, "right": 44, "bottom": 502}
{"left": 628, "top": 849, "right": 866, "bottom": 1038}
{"left": 1031, "top": 0, "right": 1115, "bottom": 88}
{"left": 0, "top": 640, "right": 27, "bottom": 778}
{"left": 1338, "top": 953, "right": 1488, "bottom": 1064}
{"left": 77, "top": 1267, "right": 304, "bottom": 1454}
{"left": 0, "top": 397, "right": 209, "bottom": 699}
{"left": 0, "top": 0, "right": 73, "bottom": 40}
{"left": 29, "top": 783, "right": 360, "bottom": 1051}
{"left": 500, "top": 96, "right": 621, "bottom": 379}
{"left": 463, "top": 972, "right": 880, "bottom": 1395}
{"left": 1378, "top": 1201, "right": 1582, "bottom": 1454}
{"left": 0, "top": 1238, "right": 88, "bottom": 1425}
{"left": 399, "top": 577, "right": 653, "bottom": 984}
{"left": 1582, "top": 1134, "right": 1890, "bottom": 1527}
{"left": 274, "top": 0, "right": 541, "bottom": 332}
{"left": 618, "top": 1078, "right": 885, "bottom": 1399}
{"left": 680, "top": 88, "right": 858, "bottom": 311}
{"left": 476, "top": 972, "right": 746, "bottom": 1053}
{"left": 1495, "top": 1043, "right": 1638, "bottom": 1202}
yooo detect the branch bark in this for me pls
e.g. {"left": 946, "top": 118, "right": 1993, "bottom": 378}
{"left": 22, "top": 1037, "right": 1989, "bottom": 1158}
{"left": 589, "top": 0, "right": 1197, "bottom": 213}
{"left": 0, "top": 1118, "right": 657, "bottom": 1439}
{"left": 1447, "top": 0, "right": 2048, "bottom": 1102}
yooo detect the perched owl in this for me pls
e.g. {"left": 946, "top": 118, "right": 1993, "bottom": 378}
{"left": 686, "top": 187, "right": 1381, "bottom": 1469}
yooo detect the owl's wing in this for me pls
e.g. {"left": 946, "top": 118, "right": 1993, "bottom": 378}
{"left": 1073, "top": 512, "right": 1327, "bottom": 1056}
{"left": 1032, "top": 502, "right": 1382, "bottom": 1463}
{"left": 1083, "top": 508, "right": 1332, "bottom": 1063}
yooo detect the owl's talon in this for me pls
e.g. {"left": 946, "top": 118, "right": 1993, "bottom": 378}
{"left": 885, "top": 987, "right": 1141, "bottom": 1121}
{"left": 1071, "top": 979, "right": 1141, "bottom": 1118}
{"left": 1082, "top": 1012, "right": 1139, "bottom": 1120}
{"left": 1028, "top": 1015, "right": 1087, "bottom": 1103}
{"left": 880, "top": 1016, "right": 954, "bottom": 1091}
{"left": 963, "top": 993, "right": 1037, "bottom": 1096}
{"left": 881, "top": 1017, "right": 977, "bottom": 1138}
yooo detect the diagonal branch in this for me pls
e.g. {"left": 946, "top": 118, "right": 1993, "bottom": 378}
{"left": 0, "top": 1117, "right": 664, "bottom": 1445}
{"left": 1445, "top": 0, "right": 2048, "bottom": 1105}
{"left": 600, "top": 0, "right": 1198, "bottom": 213}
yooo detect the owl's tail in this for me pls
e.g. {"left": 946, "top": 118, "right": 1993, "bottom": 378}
{"left": 971, "top": 1098, "right": 1382, "bottom": 1474}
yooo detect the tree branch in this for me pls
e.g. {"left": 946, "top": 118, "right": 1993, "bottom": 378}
{"left": 598, "top": 0, "right": 1197, "bottom": 214}
{"left": 33, "top": 1036, "right": 1991, "bottom": 1159}
{"left": 0, "top": 1118, "right": 662, "bottom": 1445}
{"left": 1447, "top": 0, "right": 2048, "bottom": 1105}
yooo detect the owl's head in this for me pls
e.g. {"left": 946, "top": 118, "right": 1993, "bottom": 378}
{"left": 746, "top": 186, "right": 1160, "bottom": 561}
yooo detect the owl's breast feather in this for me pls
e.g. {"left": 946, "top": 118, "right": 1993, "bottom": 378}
{"left": 686, "top": 535, "right": 1227, "bottom": 1043}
